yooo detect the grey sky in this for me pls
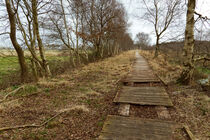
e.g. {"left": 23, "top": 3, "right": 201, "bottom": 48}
{"left": 119, "top": 0, "right": 210, "bottom": 44}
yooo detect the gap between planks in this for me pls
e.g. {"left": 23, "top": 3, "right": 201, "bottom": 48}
{"left": 115, "top": 89, "right": 130, "bottom": 116}
{"left": 118, "top": 103, "right": 130, "bottom": 116}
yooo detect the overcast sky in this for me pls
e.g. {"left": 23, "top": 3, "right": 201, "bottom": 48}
{"left": 119, "top": 0, "right": 210, "bottom": 44}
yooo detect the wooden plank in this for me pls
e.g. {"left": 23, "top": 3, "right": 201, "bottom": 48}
{"left": 124, "top": 75, "right": 160, "bottom": 82}
{"left": 123, "top": 79, "right": 161, "bottom": 83}
{"left": 114, "top": 86, "right": 173, "bottom": 106}
{"left": 121, "top": 86, "right": 167, "bottom": 93}
{"left": 106, "top": 115, "right": 175, "bottom": 125}
{"left": 127, "top": 74, "right": 157, "bottom": 77}
{"left": 116, "top": 98, "right": 173, "bottom": 106}
{"left": 103, "top": 119, "right": 173, "bottom": 132}
{"left": 98, "top": 115, "right": 175, "bottom": 140}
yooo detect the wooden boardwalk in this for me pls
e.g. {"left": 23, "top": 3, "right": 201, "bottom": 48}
{"left": 123, "top": 52, "right": 160, "bottom": 83}
{"left": 99, "top": 115, "right": 175, "bottom": 140}
{"left": 98, "top": 51, "right": 174, "bottom": 140}
{"left": 114, "top": 86, "right": 173, "bottom": 106}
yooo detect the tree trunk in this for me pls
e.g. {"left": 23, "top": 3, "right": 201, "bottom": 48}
{"left": 31, "top": 59, "right": 39, "bottom": 82}
{"left": 32, "top": 0, "right": 51, "bottom": 77}
{"left": 154, "top": 36, "right": 160, "bottom": 58}
{"left": 177, "top": 0, "right": 195, "bottom": 84}
{"left": 5, "top": 0, "right": 29, "bottom": 82}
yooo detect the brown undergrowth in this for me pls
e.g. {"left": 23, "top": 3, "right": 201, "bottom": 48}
{"left": 0, "top": 50, "right": 135, "bottom": 140}
{"left": 140, "top": 50, "right": 210, "bottom": 140}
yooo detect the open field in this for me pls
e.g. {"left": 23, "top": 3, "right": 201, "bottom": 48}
{"left": 0, "top": 49, "right": 63, "bottom": 57}
{"left": 0, "top": 49, "right": 68, "bottom": 84}
{"left": 0, "top": 56, "right": 19, "bottom": 81}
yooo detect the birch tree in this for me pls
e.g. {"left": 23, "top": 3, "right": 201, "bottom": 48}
{"left": 178, "top": 0, "right": 210, "bottom": 84}
{"left": 178, "top": 0, "right": 195, "bottom": 84}
{"left": 5, "top": 0, "right": 29, "bottom": 82}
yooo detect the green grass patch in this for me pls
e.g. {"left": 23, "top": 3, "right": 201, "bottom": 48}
{"left": 0, "top": 55, "right": 68, "bottom": 84}
{"left": 15, "top": 85, "right": 38, "bottom": 97}
{"left": 0, "top": 56, "right": 19, "bottom": 81}
{"left": 197, "top": 67, "right": 210, "bottom": 75}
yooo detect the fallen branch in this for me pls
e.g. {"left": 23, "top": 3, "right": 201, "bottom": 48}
{"left": 0, "top": 86, "right": 25, "bottom": 103}
{"left": 0, "top": 111, "right": 63, "bottom": 132}
{"left": 194, "top": 56, "right": 210, "bottom": 62}
{"left": 183, "top": 125, "right": 196, "bottom": 140}
{"left": 156, "top": 75, "right": 167, "bottom": 86}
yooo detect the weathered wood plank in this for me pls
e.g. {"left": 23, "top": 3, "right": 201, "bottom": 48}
{"left": 114, "top": 86, "right": 173, "bottom": 106}
{"left": 116, "top": 98, "right": 173, "bottom": 106}
{"left": 98, "top": 115, "right": 176, "bottom": 140}
{"left": 106, "top": 115, "right": 175, "bottom": 124}
{"left": 120, "top": 86, "right": 167, "bottom": 93}
{"left": 123, "top": 79, "right": 161, "bottom": 83}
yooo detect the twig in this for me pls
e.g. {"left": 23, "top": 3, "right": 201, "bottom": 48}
{"left": 0, "top": 112, "right": 63, "bottom": 132}
{"left": 0, "top": 86, "right": 25, "bottom": 103}
{"left": 0, "top": 32, "right": 10, "bottom": 36}
{"left": 194, "top": 56, "right": 210, "bottom": 62}
{"left": 194, "top": 11, "right": 210, "bottom": 21}
{"left": 183, "top": 125, "right": 196, "bottom": 140}
{"left": 114, "top": 78, "right": 122, "bottom": 85}
{"left": 156, "top": 75, "right": 167, "bottom": 86}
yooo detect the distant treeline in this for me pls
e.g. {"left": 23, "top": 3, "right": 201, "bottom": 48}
{"left": 140, "top": 40, "right": 210, "bottom": 57}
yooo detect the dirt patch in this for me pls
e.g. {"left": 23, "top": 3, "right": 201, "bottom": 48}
{"left": 129, "top": 105, "right": 158, "bottom": 119}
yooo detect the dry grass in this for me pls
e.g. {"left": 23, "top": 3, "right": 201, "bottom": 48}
{"left": 57, "top": 105, "right": 90, "bottom": 113}
{"left": 140, "top": 50, "right": 210, "bottom": 140}
{"left": 0, "top": 99, "right": 21, "bottom": 110}
{"left": 0, "top": 49, "right": 63, "bottom": 57}
{"left": 140, "top": 50, "right": 182, "bottom": 84}
{"left": 0, "top": 50, "right": 135, "bottom": 140}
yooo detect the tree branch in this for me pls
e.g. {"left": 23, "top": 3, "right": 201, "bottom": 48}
{"left": 0, "top": 111, "right": 63, "bottom": 132}
{"left": 0, "top": 86, "right": 24, "bottom": 103}
{"left": 194, "top": 11, "right": 210, "bottom": 21}
{"left": 194, "top": 56, "right": 210, "bottom": 62}
{"left": 0, "top": 32, "right": 10, "bottom": 36}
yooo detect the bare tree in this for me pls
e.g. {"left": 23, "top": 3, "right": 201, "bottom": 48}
{"left": 5, "top": 0, "right": 29, "bottom": 82}
{"left": 177, "top": 0, "right": 195, "bottom": 84}
{"left": 32, "top": 0, "right": 51, "bottom": 77}
{"left": 13, "top": 0, "right": 52, "bottom": 80}
{"left": 178, "top": 0, "right": 210, "bottom": 84}
{"left": 47, "top": 0, "right": 128, "bottom": 59}
{"left": 135, "top": 32, "right": 151, "bottom": 49}
{"left": 142, "top": 0, "right": 181, "bottom": 57}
